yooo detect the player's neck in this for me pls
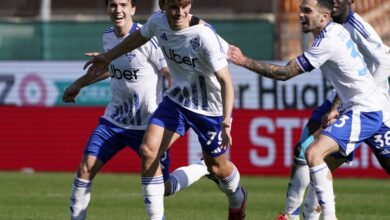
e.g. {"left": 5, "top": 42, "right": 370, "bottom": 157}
{"left": 312, "top": 20, "right": 330, "bottom": 38}
{"left": 115, "top": 21, "right": 134, "bottom": 37}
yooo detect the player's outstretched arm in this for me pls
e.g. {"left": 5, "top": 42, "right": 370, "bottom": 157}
{"left": 83, "top": 30, "right": 150, "bottom": 78}
{"left": 63, "top": 52, "right": 111, "bottom": 103}
{"left": 63, "top": 70, "right": 111, "bottom": 103}
{"left": 227, "top": 45, "right": 304, "bottom": 81}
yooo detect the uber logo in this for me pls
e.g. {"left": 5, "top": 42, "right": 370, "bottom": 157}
{"left": 110, "top": 64, "right": 139, "bottom": 81}
{"left": 162, "top": 47, "right": 197, "bottom": 67}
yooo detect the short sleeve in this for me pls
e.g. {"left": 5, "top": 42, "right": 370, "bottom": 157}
{"left": 200, "top": 26, "right": 228, "bottom": 72}
{"left": 147, "top": 37, "right": 167, "bottom": 71}
{"left": 303, "top": 39, "right": 333, "bottom": 69}
{"left": 140, "top": 13, "right": 159, "bottom": 39}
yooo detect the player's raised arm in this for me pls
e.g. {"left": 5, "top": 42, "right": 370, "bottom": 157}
{"left": 228, "top": 44, "right": 304, "bottom": 81}
{"left": 84, "top": 30, "right": 149, "bottom": 77}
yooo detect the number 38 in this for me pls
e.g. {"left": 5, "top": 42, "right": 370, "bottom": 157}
{"left": 373, "top": 131, "right": 390, "bottom": 148}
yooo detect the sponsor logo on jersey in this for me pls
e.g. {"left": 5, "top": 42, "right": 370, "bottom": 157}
{"left": 109, "top": 64, "right": 139, "bottom": 81}
{"left": 190, "top": 37, "right": 200, "bottom": 49}
{"left": 160, "top": 33, "right": 168, "bottom": 41}
{"left": 162, "top": 47, "right": 197, "bottom": 67}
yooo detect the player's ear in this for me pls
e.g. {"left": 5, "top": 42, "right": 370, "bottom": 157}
{"left": 130, "top": 6, "right": 136, "bottom": 16}
{"left": 321, "top": 9, "right": 331, "bottom": 23}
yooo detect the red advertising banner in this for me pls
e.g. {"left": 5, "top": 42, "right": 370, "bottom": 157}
{"left": 229, "top": 109, "right": 388, "bottom": 178}
{"left": 0, "top": 106, "right": 388, "bottom": 178}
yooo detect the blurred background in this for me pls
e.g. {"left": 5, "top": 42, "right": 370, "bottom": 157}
{"left": 0, "top": 0, "right": 389, "bottom": 178}
{"left": 0, "top": 0, "right": 389, "bottom": 60}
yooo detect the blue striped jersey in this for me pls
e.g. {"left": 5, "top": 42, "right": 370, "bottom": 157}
{"left": 102, "top": 22, "right": 167, "bottom": 129}
{"left": 343, "top": 11, "right": 390, "bottom": 92}
{"left": 296, "top": 22, "right": 389, "bottom": 113}
{"left": 140, "top": 12, "right": 229, "bottom": 116}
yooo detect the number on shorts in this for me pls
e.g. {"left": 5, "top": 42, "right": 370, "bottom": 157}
{"left": 206, "top": 131, "right": 222, "bottom": 146}
{"left": 334, "top": 115, "right": 350, "bottom": 128}
{"left": 373, "top": 131, "right": 390, "bottom": 148}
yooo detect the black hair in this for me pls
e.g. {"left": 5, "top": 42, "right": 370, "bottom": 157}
{"left": 105, "top": 0, "right": 136, "bottom": 7}
{"left": 317, "top": 0, "right": 333, "bottom": 12}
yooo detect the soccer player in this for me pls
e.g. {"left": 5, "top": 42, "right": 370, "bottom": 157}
{"left": 65, "top": 1, "right": 210, "bottom": 219}
{"left": 228, "top": 0, "right": 390, "bottom": 219}
{"left": 82, "top": 0, "right": 247, "bottom": 219}
{"left": 276, "top": 0, "right": 390, "bottom": 219}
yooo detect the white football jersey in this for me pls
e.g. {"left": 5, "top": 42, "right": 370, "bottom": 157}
{"left": 140, "top": 12, "right": 229, "bottom": 116}
{"left": 297, "top": 22, "right": 389, "bottom": 112}
{"left": 102, "top": 23, "right": 167, "bottom": 129}
{"left": 343, "top": 11, "right": 390, "bottom": 92}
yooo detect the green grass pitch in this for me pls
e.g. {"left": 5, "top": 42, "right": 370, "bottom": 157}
{"left": 0, "top": 172, "right": 388, "bottom": 220}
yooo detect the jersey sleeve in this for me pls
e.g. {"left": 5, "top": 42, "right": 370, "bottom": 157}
{"left": 301, "top": 39, "right": 333, "bottom": 70}
{"left": 217, "top": 34, "right": 229, "bottom": 56}
{"left": 346, "top": 19, "right": 390, "bottom": 87}
{"left": 147, "top": 37, "right": 167, "bottom": 71}
{"left": 140, "top": 13, "right": 160, "bottom": 39}
{"left": 200, "top": 25, "right": 228, "bottom": 72}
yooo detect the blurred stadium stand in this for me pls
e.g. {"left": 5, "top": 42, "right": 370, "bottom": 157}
{"left": 0, "top": 0, "right": 275, "bottom": 60}
{"left": 276, "top": 0, "right": 390, "bottom": 60}
{"left": 0, "top": 0, "right": 388, "bottom": 60}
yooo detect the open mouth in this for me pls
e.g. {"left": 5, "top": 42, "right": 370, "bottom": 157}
{"left": 114, "top": 15, "right": 125, "bottom": 22}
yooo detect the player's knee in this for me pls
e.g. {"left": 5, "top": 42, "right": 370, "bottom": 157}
{"left": 77, "top": 162, "right": 93, "bottom": 179}
{"left": 305, "top": 146, "right": 320, "bottom": 167}
{"left": 206, "top": 163, "right": 225, "bottom": 177}
{"left": 140, "top": 143, "right": 158, "bottom": 161}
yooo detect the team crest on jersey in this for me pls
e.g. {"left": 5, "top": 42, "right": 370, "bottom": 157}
{"left": 160, "top": 33, "right": 168, "bottom": 41}
{"left": 190, "top": 38, "right": 200, "bottom": 49}
{"left": 126, "top": 52, "right": 136, "bottom": 62}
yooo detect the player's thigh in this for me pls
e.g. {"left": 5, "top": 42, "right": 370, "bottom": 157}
{"left": 141, "top": 124, "right": 180, "bottom": 156}
{"left": 305, "top": 134, "right": 340, "bottom": 166}
{"left": 365, "top": 122, "right": 390, "bottom": 174}
{"left": 188, "top": 114, "right": 228, "bottom": 158}
{"left": 81, "top": 119, "right": 127, "bottom": 174}
{"left": 321, "top": 110, "right": 382, "bottom": 157}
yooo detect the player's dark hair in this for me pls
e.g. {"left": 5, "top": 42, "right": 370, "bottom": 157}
{"left": 159, "top": 0, "right": 165, "bottom": 9}
{"left": 105, "top": 0, "right": 136, "bottom": 7}
{"left": 317, "top": 0, "right": 333, "bottom": 12}
{"left": 166, "top": 0, "right": 192, "bottom": 7}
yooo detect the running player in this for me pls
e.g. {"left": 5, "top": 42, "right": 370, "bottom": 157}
{"left": 228, "top": 0, "right": 390, "bottom": 219}
{"left": 65, "top": 1, "right": 209, "bottom": 219}
{"left": 82, "top": 0, "right": 247, "bottom": 219}
{"left": 279, "top": 0, "right": 390, "bottom": 219}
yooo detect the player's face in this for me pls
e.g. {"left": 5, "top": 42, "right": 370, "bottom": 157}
{"left": 165, "top": 0, "right": 192, "bottom": 30}
{"left": 331, "top": 0, "right": 351, "bottom": 21}
{"left": 299, "top": 0, "right": 327, "bottom": 34}
{"left": 107, "top": 0, "right": 135, "bottom": 31}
